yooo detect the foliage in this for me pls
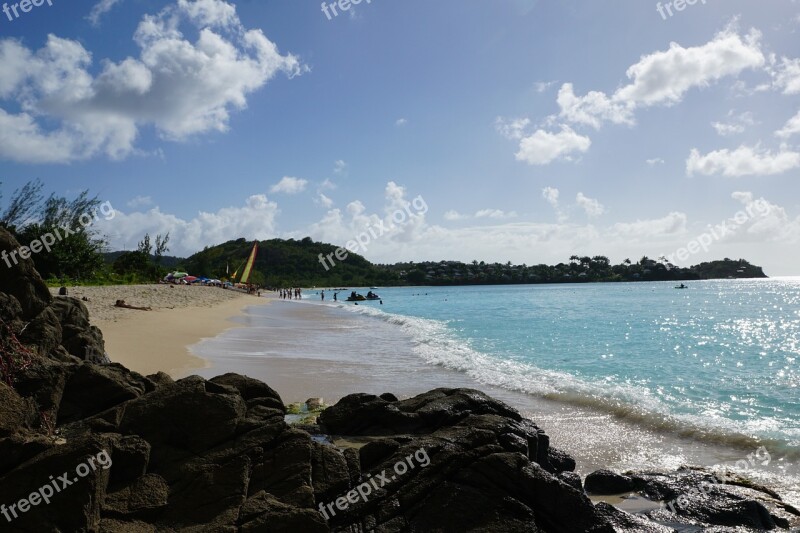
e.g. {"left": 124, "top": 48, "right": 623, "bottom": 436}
{"left": 183, "top": 237, "right": 401, "bottom": 287}
{"left": 1, "top": 180, "right": 107, "bottom": 280}
{"left": 385, "top": 257, "right": 767, "bottom": 285}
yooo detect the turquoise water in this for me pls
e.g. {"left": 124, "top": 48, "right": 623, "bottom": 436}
{"left": 327, "top": 279, "right": 799, "bottom": 456}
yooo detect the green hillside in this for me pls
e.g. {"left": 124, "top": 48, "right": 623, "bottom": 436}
{"left": 180, "top": 239, "right": 767, "bottom": 288}
{"left": 183, "top": 237, "right": 399, "bottom": 287}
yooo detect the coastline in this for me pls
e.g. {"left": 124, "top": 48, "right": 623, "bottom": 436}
{"left": 51, "top": 284, "right": 271, "bottom": 377}
{"left": 189, "top": 296, "right": 800, "bottom": 510}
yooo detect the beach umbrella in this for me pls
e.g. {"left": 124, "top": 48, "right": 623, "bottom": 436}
{"left": 184, "top": 276, "right": 198, "bottom": 282}
{"left": 172, "top": 272, "right": 189, "bottom": 279}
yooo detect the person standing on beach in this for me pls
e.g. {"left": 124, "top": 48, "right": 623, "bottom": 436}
{"left": 321, "top": 291, "right": 325, "bottom": 301}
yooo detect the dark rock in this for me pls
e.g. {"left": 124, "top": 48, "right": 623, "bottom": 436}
{"left": 632, "top": 468, "right": 798, "bottom": 530}
{"left": 18, "top": 306, "right": 62, "bottom": 356}
{"left": 103, "top": 473, "right": 169, "bottom": 515}
{"left": 594, "top": 502, "right": 673, "bottom": 532}
{"left": 118, "top": 376, "right": 247, "bottom": 457}
{"left": 545, "top": 446, "right": 576, "bottom": 474}
{"left": 51, "top": 297, "right": 107, "bottom": 362}
{"left": 0, "top": 436, "right": 113, "bottom": 531}
{"left": 585, "top": 469, "right": 637, "bottom": 494}
{"left": 379, "top": 392, "right": 399, "bottom": 402}
{"left": 107, "top": 435, "right": 151, "bottom": 490}
{"left": 559, "top": 471, "right": 584, "bottom": 493}
{"left": 0, "top": 381, "right": 36, "bottom": 437}
{"left": 0, "top": 227, "right": 52, "bottom": 319}
{"left": 145, "top": 371, "right": 174, "bottom": 388}
{"left": 211, "top": 372, "right": 284, "bottom": 412}
{"left": 58, "top": 363, "right": 154, "bottom": 424}
{"left": 239, "top": 491, "right": 328, "bottom": 533}
{"left": 310, "top": 441, "right": 351, "bottom": 504}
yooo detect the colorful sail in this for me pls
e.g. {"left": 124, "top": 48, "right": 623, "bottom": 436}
{"left": 240, "top": 242, "right": 258, "bottom": 284}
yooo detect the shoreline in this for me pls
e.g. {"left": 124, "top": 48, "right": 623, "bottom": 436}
{"left": 189, "top": 297, "right": 800, "bottom": 510}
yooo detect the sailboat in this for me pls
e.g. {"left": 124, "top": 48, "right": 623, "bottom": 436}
{"left": 231, "top": 242, "right": 259, "bottom": 287}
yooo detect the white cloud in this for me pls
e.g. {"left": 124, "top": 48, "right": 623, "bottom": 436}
{"left": 610, "top": 212, "right": 688, "bottom": 239}
{"left": 542, "top": 187, "right": 560, "bottom": 208}
{"left": 542, "top": 186, "right": 568, "bottom": 223}
{"left": 557, "top": 83, "right": 634, "bottom": 129}
{"left": 270, "top": 176, "right": 308, "bottom": 194}
{"left": 444, "top": 210, "right": 467, "bottom": 221}
{"left": 712, "top": 111, "right": 755, "bottom": 136}
{"left": 729, "top": 191, "right": 800, "bottom": 243}
{"left": 686, "top": 145, "right": 800, "bottom": 177}
{"left": 775, "top": 110, "right": 800, "bottom": 139}
{"left": 534, "top": 81, "right": 557, "bottom": 93}
{"left": 575, "top": 193, "right": 606, "bottom": 217}
{"left": 333, "top": 160, "right": 348, "bottom": 175}
{"left": 646, "top": 158, "right": 665, "bottom": 166}
{"left": 97, "top": 193, "right": 280, "bottom": 256}
{"left": 395, "top": 118, "right": 408, "bottom": 127}
{"left": 127, "top": 195, "right": 153, "bottom": 209}
{"left": 0, "top": 0, "right": 305, "bottom": 164}
{"left": 557, "top": 27, "right": 765, "bottom": 130}
{"left": 712, "top": 122, "right": 745, "bottom": 136}
{"left": 773, "top": 57, "right": 800, "bottom": 94}
{"left": 495, "top": 117, "right": 531, "bottom": 140}
{"left": 515, "top": 125, "right": 591, "bottom": 165}
{"left": 444, "top": 209, "right": 518, "bottom": 222}
{"left": 87, "top": 0, "right": 124, "bottom": 26}
{"left": 319, "top": 178, "right": 336, "bottom": 191}
{"left": 315, "top": 193, "right": 334, "bottom": 208}
{"left": 475, "top": 209, "right": 518, "bottom": 220}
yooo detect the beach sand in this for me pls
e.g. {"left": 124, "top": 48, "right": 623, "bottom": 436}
{"left": 50, "top": 284, "right": 270, "bottom": 376}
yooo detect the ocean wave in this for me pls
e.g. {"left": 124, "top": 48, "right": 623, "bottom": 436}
{"left": 335, "top": 302, "right": 800, "bottom": 461}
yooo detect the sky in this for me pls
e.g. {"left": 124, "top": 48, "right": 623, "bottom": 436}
{"left": 1, "top": 0, "right": 800, "bottom": 275}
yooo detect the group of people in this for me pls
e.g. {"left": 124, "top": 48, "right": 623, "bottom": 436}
{"left": 280, "top": 288, "right": 302, "bottom": 300}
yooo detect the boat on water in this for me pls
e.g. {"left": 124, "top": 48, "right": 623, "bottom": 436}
{"left": 346, "top": 291, "right": 381, "bottom": 302}
{"left": 674, "top": 283, "right": 688, "bottom": 289}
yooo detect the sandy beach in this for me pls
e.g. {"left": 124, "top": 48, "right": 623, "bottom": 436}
{"left": 50, "top": 284, "right": 270, "bottom": 376}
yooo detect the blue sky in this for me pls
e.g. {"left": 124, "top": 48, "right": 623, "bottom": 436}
{"left": 1, "top": 0, "right": 800, "bottom": 274}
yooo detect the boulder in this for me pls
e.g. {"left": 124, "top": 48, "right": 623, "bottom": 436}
{"left": 585, "top": 469, "right": 637, "bottom": 495}
{"left": 0, "top": 227, "right": 52, "bottom": 320}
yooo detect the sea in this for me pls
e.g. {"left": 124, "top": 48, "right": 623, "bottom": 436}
{"left": 190, "top": 279, "right": 800, "bottom": 507}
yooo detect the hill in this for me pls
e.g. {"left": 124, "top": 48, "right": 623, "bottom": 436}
{"left": 183, "top": 237, "right": 398, "bottom": 287}
{"left": 178, "top": 240, "right": 766, "bottom": 288}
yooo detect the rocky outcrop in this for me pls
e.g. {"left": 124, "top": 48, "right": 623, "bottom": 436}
{"left": 587, "top": 468, "right": 800, "bottom": 531}
{"left": 0, "top": 224, "right": 797, "bottom": 532}
{"left": 0, "top": 227, "right": 107, "bottom": 367}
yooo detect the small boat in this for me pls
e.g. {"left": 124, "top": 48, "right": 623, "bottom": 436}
{"left": 674, "top": 284, "right": 688, "bottom": 289}
{"left": 365, "top": 291, "right": 381, "bottom": 300}
{"left": 346, "top": 292, "right": 366, "bottom": 302}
